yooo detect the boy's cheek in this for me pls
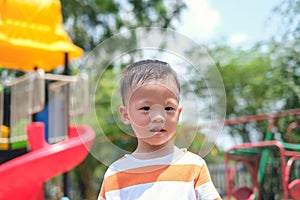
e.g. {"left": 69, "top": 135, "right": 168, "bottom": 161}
{"left": 131, "top": 117, "right": 151, "bottom": 128}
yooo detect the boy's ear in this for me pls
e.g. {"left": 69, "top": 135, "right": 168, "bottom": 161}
{"left": 177, "top": 106, "right": 183, "bottom": 119}
{"left": 178, "top": 106, "right": 183, "bottom": 114}
{"left": 119, "top": 106, "right": 130, "bottom": 125}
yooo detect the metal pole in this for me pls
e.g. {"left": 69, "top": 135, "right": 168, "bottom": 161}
{"left": 63, "top": 52, "right": 70, "bottom": 198}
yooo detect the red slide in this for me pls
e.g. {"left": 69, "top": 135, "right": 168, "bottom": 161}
{"left": 0, "top": 122, "right": 95, "bottom": 199}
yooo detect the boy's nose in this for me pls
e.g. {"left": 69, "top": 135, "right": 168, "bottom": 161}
{"left": 149, "top": 104, "right": 166, "bottom": 123}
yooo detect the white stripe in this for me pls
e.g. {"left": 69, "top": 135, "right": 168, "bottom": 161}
{"left": 97, "top": 196, "right": 105, "bottom": 200}
{"left": 105, "top": 181, "right": 197, "bottom": 200}
{"left": 105, "top": 149, "right": 205, "bottom": 177}
{"left": 195, "top": 181, "right": 221, "bottom": 199}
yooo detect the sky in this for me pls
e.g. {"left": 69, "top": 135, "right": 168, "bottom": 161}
{"left": 177, "top": 0, "right": 282, "bottom": 47}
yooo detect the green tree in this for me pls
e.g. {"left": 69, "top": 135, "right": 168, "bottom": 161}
{"left": 271, "top": 0, "right": 300, "bottom": 110}
{"left": 202, "top": 0, "right": 300, "bottom": 141}
{"left": 61, "top": 0, "right": 186, "bottom": 51}
{"left": 202, "top": 1, "right": 300, "bottom": 196}
{"left": 206, "top": 42, "right": 298, "bottom": 141}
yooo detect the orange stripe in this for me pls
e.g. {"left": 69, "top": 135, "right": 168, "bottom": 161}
{"left": 194, "top": 163, "right": 211, "bottom": 188}
{"left": 99, "top": 188, "right": 105, "bottom": 199}
{"left": 102, "top": 164, "right": 211, "bottom": 193}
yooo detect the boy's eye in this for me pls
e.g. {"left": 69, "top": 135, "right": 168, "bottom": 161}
{"left": 165, "top": 107, "right": 175, "bottom": 111}
{"left": 140, "top": 106, "right": 150, "bottom": 111}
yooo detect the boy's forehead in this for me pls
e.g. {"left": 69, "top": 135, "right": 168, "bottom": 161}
{"left": 126, "top": 82, "right": 179, "bottom": 102}
{"left": 135, "top": 82, "right": 177, "bottom": 92}
{"left": 133, "top": 79, "right": 178, "bottom": 92}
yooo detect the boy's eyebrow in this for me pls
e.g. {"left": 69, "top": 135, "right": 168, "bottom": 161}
{"left": 165, "top": 98, "right": 179, "bottom": 105}
{"left": 133, "top": 99, "right": 152, "bottom": 105}
{"left": 134, "top": 98, "right": 179, "bottom": 105}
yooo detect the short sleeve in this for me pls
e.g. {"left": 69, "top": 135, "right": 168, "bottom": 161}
{"left": 194, "top": 163, "right": 222, "bottom": 200}
{"left": 98, "top": 182, "right": 106, "bottom": 200}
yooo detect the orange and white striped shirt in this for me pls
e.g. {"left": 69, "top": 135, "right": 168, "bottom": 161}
{"left": 98, "top": 148, "right": 222, "bottom": 200}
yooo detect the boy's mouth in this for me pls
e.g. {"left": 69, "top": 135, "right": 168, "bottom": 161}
{"left": 150, "top": 127, "right": 166, "bottom": 136}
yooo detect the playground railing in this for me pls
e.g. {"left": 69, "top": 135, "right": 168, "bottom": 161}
{"left": 0, "top": 71, "right": 89, "bottom": 149}
{"left": 0, "top": 71, "right": 44, "bottom": 150}
{"left": 45, "top": 73, "right": 89, "bottom": 143}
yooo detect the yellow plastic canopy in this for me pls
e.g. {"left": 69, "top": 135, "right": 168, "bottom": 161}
{"left": 0, "top": 0, "right": 83, "bottom": 72}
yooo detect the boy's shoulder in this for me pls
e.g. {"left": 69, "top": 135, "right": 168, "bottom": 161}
{"left": 176, "top": 149, "right": 206, "bottom": 166}
{"left": 104, "top": 155, "right": 131, "bottom": 177}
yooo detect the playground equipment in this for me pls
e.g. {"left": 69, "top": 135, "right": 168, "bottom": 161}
{"left": 0, "top": 0, "right": 95, "bottom": 199}
{"left": 0, "top": 0, "right": 82, "bottom": 71}
{"left": 224, "top": 108, "right": 300, "bottom": 200}
{"left": 0, "top": 122, "right": 94, "bottom": 199}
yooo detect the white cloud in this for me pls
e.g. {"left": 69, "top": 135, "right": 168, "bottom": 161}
{"left": 228, "top": 33, "right": 249, "bottom": 46}
{"left": 177, "top": 0, "right": 220, "bottom": 42}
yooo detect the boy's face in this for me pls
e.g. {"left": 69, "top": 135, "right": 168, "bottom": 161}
{"left": 119, "top": 83, "right": 182, "bottom": 147}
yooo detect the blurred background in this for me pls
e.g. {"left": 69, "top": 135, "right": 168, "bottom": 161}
{"left": 1, "top": 0, "right": 300, "bottom": 199}
{"left": 60, "top": 0, "right": 299, "bottom": 199}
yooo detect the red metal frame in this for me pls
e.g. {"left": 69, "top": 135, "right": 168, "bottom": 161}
{"left": 223, "top": 108, "right": 300, "bottom": 200}
{"left": 225, "top": 153, "right": 260, "bottom": 199}
{"left": 285, "top": 156, "right": 300, "bottom": 199}
{"left": 225, "top": 141, "right": 288, "bottom": 199}
{"left": 222, "top": 108, "right": 300, "bottom": 127}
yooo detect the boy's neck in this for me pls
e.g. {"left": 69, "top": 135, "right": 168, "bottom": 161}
{"left": 132, "top": 141, "right": 176, "bottom": 160}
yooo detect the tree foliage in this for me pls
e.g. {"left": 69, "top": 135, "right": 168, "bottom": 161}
{"left": 61, "top": 0, "right": 186, "bottom": 51}
{"left": 204, "top": 2, "right": 300, "bottom": 197}
{"left": 271, "top": 0, "right": 300, "bottom": 109}
{"left": 206, "top": 41, "right": 300, "bottom": 144}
